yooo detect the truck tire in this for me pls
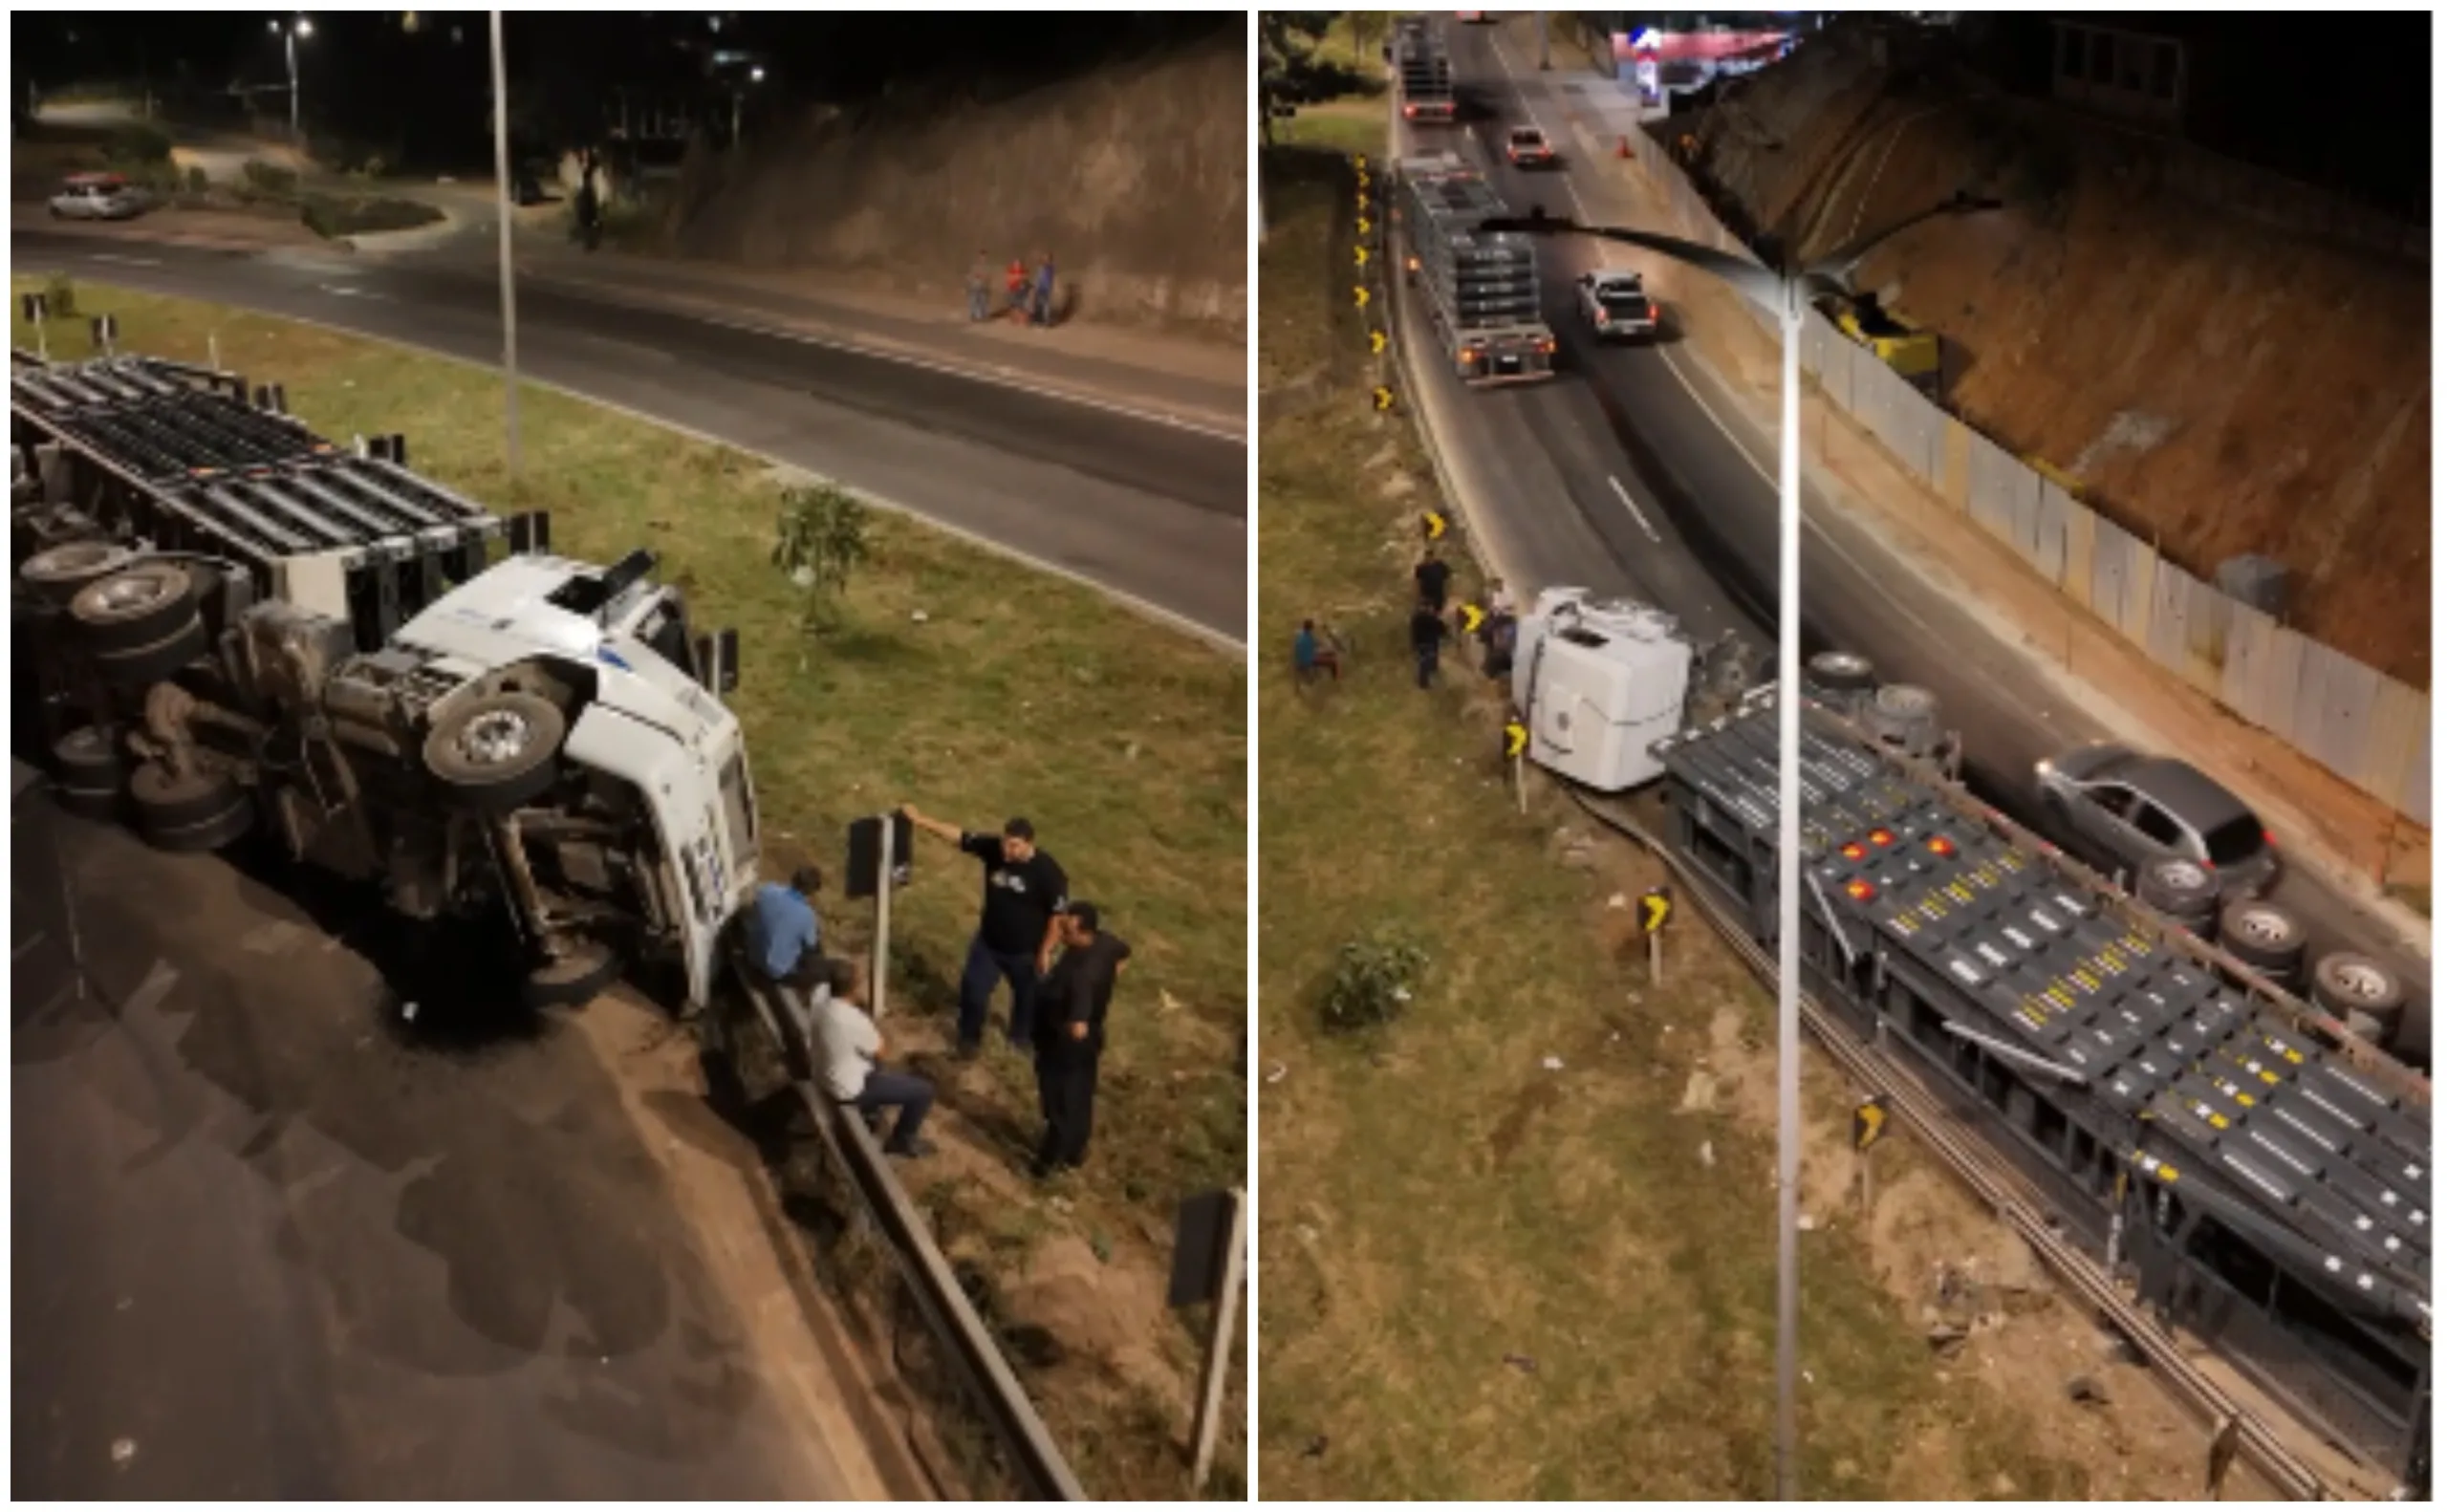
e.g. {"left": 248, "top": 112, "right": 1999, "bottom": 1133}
{"left": 51, "top": 724, "right": 126, "bottom": 821}
{"left": 2308, "top": 953, "right": 2406, "bottom": 1040}
{"left": 1807, "top": 650, "right": 1874, "bottom": 692}
{"left": 68, "top": 561, "right": 198, "bottom": 653}
{"left": 2217, "top": 898, "right": 2307, "bottom": 983}
{"left": 21, "top": 540, "right": 135, "bottom": 606}
{"left": 129, "top": 761, "right": 254, "bottom": 853}
{"left": 524, "top": 939, "right": 625, "bottom": 1009}
{"left": 2136, "top": 857, "right": 2219, "bottom": 925}
{"left": 92, "top": 615, "right": 210, "bottom": 692}
{"left": 422, "top": 691, "right": 567, "bottom": 815}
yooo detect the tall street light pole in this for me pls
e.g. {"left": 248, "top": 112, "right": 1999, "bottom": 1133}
{"left": 732, "top": 64, "right": 764, "bottom": 150}
{"left": 271, "top": 16, "right": 313, "bottom": 150}
{"left": 489, "top": 10, "right": 519, "bottom": 474}
{"left": 1483, "top": 188, "right": 1999, "bottom": 1500}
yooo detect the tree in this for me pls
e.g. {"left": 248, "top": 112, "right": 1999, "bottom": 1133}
{"left": 771, "top": 482, "right": 872, "bottom": 652}
{"left": 1257, "top": 11, "right": 1335, "bottom": 148}
{"left": 1347, "top": 11, "right": 1389, "bottom": 66}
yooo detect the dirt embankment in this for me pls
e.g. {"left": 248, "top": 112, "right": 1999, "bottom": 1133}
{"left": 1679, "top": 20, "right": 2430, "bottom": 687}
{"left": 656, "top": 40, "right": 1245, "bottom": 343}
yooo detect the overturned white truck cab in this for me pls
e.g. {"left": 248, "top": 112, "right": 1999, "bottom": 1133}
{"left": 11, "top": 354, "right": 760, "bottom": 1009}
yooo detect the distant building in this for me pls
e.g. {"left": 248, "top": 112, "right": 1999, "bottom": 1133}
{"left": 2048, "top": 17, "right": 2186, "bottom": 128}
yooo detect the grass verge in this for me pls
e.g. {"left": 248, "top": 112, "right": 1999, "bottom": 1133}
{"left": 1254, "top": 128, "right": 2200, "bottom": 1500}
{"left": 11, "top": 276, "right": 1245, "bottom": 1500}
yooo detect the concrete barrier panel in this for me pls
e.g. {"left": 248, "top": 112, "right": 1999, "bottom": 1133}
{"left": 2060, "top": 497, "right": 2096, "bottom": 608}
{"left": 2178, "top": 571, "right": 2229, "bottom": 697}
{"left": 2145, "top": 557, "right": 2192, "bottom": 676}
{"left": 2287, "top": 636, "right": 2348, "bottom": 777}
{"left": 2031, "top": 479, "right": 2071, "bottom": 588}
{"left": 2220, "top": 599, "right": 2279, "bottom": 728}
{"left": 2403, "top": 718, "right": 2431, "bottom": 829}
{"left": 1941, "top": 420, "right": 1972, "bottom": 511}
{"left": 2090, "top": 518, "right": 2135, "bottom": 637}
{"left": 2363, "top": 676, "right": 2429, "bottom": 817}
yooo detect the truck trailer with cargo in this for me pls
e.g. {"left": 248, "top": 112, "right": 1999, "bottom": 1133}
{"left": 1394, "top": 151, "right": 1556, "bottom": 386}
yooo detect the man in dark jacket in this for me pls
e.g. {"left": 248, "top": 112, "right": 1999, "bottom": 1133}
{"left": 900, "top": 805, "right": 1069, "bottom": 1056}
{"left": 1030, "top": 901, "right": 1129, "bottom": 1177}
{"left": 1410, "top": 600, "right": 1450, "bottom": 689}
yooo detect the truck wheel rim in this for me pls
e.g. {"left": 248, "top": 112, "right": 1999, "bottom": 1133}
{"left": 459, "top": 709, "right": 532, "bottom": 766}
{"left": 92, "top": 572, "right": 170, "bottom": 613}
{"left": 2331, "top": 961, "right": 2391, "bottom": 1002}
{"left": 2233, "top": 908, "right": 2290, "bottom": 947}
{"left": 2158, "top": 860, "right": 2207, "bottom": 892}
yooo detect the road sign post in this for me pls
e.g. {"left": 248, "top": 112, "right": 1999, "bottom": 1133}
{"left": 1852, "top": 1093, "right": 1890, "bottom": 1215}
{"left": 20, "top": 292, "right": 48, "bottom": 362}
{"left": 89, "top": 313, "right": 119, "bottom": 358}
{"left": 847, "top": 811, "right": 914, "bottom": 1020}
{"left": 1639, "top": 886, "right": 1673, "bottom": 984}
{"left": 1504, "top": 717, "right": 1529, "bottom": 813}
{"left": 1172, "top": 1187, "right": 1247, "bottom": 1495}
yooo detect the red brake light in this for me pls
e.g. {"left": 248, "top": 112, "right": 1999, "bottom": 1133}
{"left": 1927, "top": 835, "right": 1957, "bottom": 857}
{"left": 2263, "top": 830, "right": 2277, "bottom": 849}
{"left": 1404, "top": 104, "right": 1418, "bottom": 118}
{"left": 1844, "top": 879, "right": 1877, "bottom": 901}
{"left": 1839, "top": 842, "right": 1866, "bottom": 861}
{"left": 1868, "top": 828, "right": 1896, "bottom": 848}
{"left": 1647, "top": 301, "right": 1658, "bottom": 319}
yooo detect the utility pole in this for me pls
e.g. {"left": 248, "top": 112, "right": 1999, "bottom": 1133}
{"left": 488, "top": 10, "right": 519, "bottom": 474}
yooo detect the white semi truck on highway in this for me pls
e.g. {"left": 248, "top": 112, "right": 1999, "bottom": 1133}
{"left": 11, "top": 354, "right": 761, "bottom": 1010}
{"left": 1393, "top": 151, "right": 1557, "bottom": 385}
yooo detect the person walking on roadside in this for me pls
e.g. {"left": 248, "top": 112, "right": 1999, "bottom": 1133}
{"left": 899, "top": 805, "right": 1069, "bottom": 1056}
{"left": 966, "top": 248, "right": 992, "bottom": 322}
{"left": 1005, "top": 256, "right": 1029, "bottom": 322}
{"left": 1414, "top": 545, "right": 1452, "bottom": 614}
{"left": 1410, "top": 599, "right": 1451, "bottom": 689}
{"left": 1031, "top": 251, "right": 1057, "bottom": 327}
{"left": 813, "top": 959, "right": 937, "bottom": 1159}
{"left": 1030, "top": 901, "right": 1130, "bottom": 1177}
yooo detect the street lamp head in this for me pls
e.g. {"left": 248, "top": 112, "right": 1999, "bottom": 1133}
{"left": 295, "top": 17, "right": 312, "bottom": 38}
{"left": 749, "top": 65, "right": 765, "bottom": 83}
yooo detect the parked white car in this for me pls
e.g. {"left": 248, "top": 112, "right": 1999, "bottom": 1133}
{"left": 49, "top": 173, "right": 152, "bottom": 222}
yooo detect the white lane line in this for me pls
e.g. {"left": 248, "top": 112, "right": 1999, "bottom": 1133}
{"left": 317, "top": 284, "right": 392, "bottom": 302}
{"left": 86, "top": 251, "right": 162, "bottom": 268}
{"left": 1608, "top": 474, "right": 1662, "bottom": 543}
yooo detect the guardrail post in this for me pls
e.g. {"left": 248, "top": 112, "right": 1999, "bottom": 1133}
{"left": 1188, "top": 1186, "right": 1247, "bottom": 1496}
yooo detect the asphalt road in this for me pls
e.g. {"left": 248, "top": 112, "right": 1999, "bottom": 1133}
{"left": 11, "top": 228, "right": 1245, "bottom": 645}
{"left": 1408, "top": 24, "right": 2430, "bottom": 1060}
{"left": 10, "top": 770, "right": 880, "bottom": 1499}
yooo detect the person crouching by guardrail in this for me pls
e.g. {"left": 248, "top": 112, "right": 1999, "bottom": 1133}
{"left": 1031, "top": 251, "right": 1057, "bottom": 328}
{"left": 747, "top": 864, "right": 827, "bottom": 998}
{"left": 1030, "top": 902, "right": 1130, "bottom": 1179}
{"left": 814, "top": 960, "right": 938, "bottom": 1159}
{"left": 899, "top": 805, "right": 1071, "bottom": 1058}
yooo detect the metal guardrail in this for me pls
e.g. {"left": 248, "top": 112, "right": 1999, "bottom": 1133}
{"left": 722, "top": 946, "right": 1086, "bottom": 1501}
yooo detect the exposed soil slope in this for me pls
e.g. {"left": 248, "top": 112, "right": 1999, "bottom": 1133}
{"left": 1678, "top": 19, "right": 2429, "bottom": 685}
{"left": 660, "top": 40, "right": 1245, "bottom": 341}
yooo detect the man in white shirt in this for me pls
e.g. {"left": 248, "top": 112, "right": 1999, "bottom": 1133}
{"left": 812, "top": 961, "right": 936, "bottom": 1158}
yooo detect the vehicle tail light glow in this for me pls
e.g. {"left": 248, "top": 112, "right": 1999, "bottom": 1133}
{"left": 1404, "top": 104, "right": 1418, "bottom": 118}
{"left": 1845, "top": 879, "right": 1878, "bottom": 901}
{"left": 2263, "top": 830, "right": 2277, "bottom": 849}
{"left": 1927, "top": 835, "right": 1957, "bottom": 857}
{"left": 1868, "top": 828, "right": 1895, "bottom": 847}
{"left": 1538, "top": 337, "right": 1555, "bottom": 355}
{"left": 1840, "top": 842, "right": 1866, "bottom": 861}
{"left": 1596, "top": 312, "right": 1609, "bottom": 327}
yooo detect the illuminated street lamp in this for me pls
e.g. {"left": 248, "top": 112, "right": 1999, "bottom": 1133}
{"left": 269, "top": 15, "right": 313, "bottom": 148}
{"left": 1484, "top": 187, "right": 1998, "bottom": 1500}
{"left": 732, "top": 64, "right": 764, "bottom": 148}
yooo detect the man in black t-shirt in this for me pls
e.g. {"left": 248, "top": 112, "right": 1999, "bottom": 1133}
{"left": 900, "top": 806, "right": 1070, "bottom": 1056}
{"left": 1414, "top": 546, "right": 1452, "bottom": 613}
{"left": 1030, "top": 900, "right": 1130, "bottom": 1177}
{"left": 1410, "top": 601, "right": 1451, "bottom": 689}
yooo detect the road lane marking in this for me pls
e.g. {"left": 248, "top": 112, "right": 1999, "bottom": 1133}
{"left": 87, "top": 252, "right": 162, "bottom": 268}
{"left": 22, "top": 251, "right": 1243, "bottom": 651}
{"left": 318, "top": 284, "right": 392, "bottom": 302}
{"left": 1608, "top": 474, "right": 1663, "bottom": 543}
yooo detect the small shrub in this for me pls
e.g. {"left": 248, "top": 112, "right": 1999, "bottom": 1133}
{"left": 184, "top": 164, "right": 208, "bottom": 195}
{"left": 42, "top": 274, "right": 77, "bottom": 320}
{"left": 102, "top": 121, "right": 174, "bottom": 166}
{"left": 1322, "top": 929, "right": 1427, "bottom": 1034}
{"left": 771, "top": 482, "right": 873, "bottom": 644}
{"left": 242, "top": 159, "right": 300, "bottom": 199}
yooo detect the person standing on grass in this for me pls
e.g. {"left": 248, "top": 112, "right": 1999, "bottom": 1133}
{"left": 899, "top": 805, "right": 1069, "bottom": 1057}
{"left": 745, "top": 865, "right": 826, "bottom": 997}
{"left": 1030, "top": 901, "right": 1130, "bottom": 1178}
{"left": 1411, "top": 599, "right": 1450, "bottom": 689}
{"left": 1293, "top": 618, "right": 1342, "bottom": 681}
{"left": 966, "top": 248, "right": 992, "bottom": 322}
{"left": 1415, "top": 545, "right": 1452, "bottom": 614}
{"left": 1032, "top": 251, "right": 1057, "bottom": 327}
{"left": 813, "top": 959, "right": 937, "bottom": 1159}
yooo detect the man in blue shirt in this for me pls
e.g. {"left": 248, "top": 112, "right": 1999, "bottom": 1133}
{"left": 747, "top": 865, "right": 826, "bottom": 993}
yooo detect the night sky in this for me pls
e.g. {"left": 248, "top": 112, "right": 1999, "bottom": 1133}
{"left": 12, "top": 11, "right": 1242, "bottom": 169}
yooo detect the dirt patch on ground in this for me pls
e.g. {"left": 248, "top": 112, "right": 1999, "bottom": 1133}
{"left": 1679, "top": 17, "right": 2429, "bottom": 686}
{"left": 656, "top": 38, "right": 1245, "bottom": 342}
